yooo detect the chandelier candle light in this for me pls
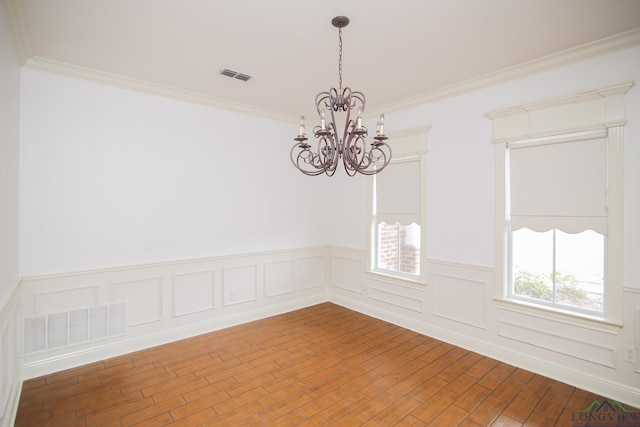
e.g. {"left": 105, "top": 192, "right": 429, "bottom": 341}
{"left": 291, "top": 16, "right": 392, "bottom": 176}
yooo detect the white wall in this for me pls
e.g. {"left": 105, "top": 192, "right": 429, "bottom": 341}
{"left": 0, "top": 0, "right": 20, "bottom": 304}
{"left": 20, "top": 69, "right": 331, "bottom": 276}
{"left": 0, "top": 3, "right": 23, "bottom": 426}
{"left": 328, "top": 45, "right": 640, "bottom": 406}
{"left": 329, "top": 45, "right": 640, "bottom": 285}
{"left": 17, "top": 70, "right": 333, "bottom": 389}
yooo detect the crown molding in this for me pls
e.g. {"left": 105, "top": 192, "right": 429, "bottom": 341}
{"left": 369, "top": 27, "right": 640, "bottom": 117}
{"left": 8, "top": 0, "right": 639, "bottom": 124}
{"left": 1, "top": 0, "right": 33, "bottom": 65}
{"left": 24, "top": 56, "right": 299, "bottom": 123}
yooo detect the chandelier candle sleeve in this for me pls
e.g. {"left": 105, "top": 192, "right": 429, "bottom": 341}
{"left": 298, "top": 116, "right": 306, "bottom": 137}
{"left": 290, "top": 16, "right": 392, "bottom": 176}
{"left": 377, "top": 114, "right": 385, "bottom": 136}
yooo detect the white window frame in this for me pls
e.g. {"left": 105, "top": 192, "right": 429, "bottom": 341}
{"left": 506, "top": 132, "right": 608, "bottom": 318}
{"left": 487, "top": 82, "right": 633, "bottom": 327}
{"left": 368, "top": 126, "right": 430, "bottom": 285}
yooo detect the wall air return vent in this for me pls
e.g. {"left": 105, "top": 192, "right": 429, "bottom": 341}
{"left": 220, "top": 68, "right": 252, "bottom": 81}
{"left": 23, "top": 302, "right": 127, "bottom": 355}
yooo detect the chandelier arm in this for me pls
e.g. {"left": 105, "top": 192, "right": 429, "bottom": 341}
{"left": 315, "top": 123, "right": 339, "bottom": 168}
{"left": 359, "top": 143, "right": 393, "bottom": 175}
{"left": 350, "top": 91, "right": 366, "bottom": 112}
{"left": 343, "top": 133, "right": 393, "bottom": 175}
{"left": 342, "top": 136, "right": 359, "bottom": 175}
{"left": 342, "top": 103, "right": 352, "bottom": 149}
{"left": 322, "top": 134, "right": 340, "bottom": 175}
{"left": 344, "top": 133, "right": 367, "bottom": 171}
{"left": 315, "top": 91, "right": 332, "bottom": 117}
{"left": 290, "top": 16, "right": 391, "bottom": 177}
{"left": 290, "top": 144, "right": 328, "bottom": 176}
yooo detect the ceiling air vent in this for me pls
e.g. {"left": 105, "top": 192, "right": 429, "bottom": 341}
{"left": 220, "top": 68, "right": 252, "bottom": 82}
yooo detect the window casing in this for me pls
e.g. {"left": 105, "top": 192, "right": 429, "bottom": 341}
{"left": 369, "top": 127, "right": 429, "bottom": 284}
{"left": 487, "top": 83, "right": 633, "bottom": 325}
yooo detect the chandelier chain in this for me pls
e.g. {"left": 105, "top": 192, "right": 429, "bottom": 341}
{"left": 338, "top": 27, "right": 343, "bottom": 91}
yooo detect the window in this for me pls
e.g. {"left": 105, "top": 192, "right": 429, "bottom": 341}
{"left": 487, "top": 83, "right": 632, "bottom": 324}
{"left": 369, "top": 126, "right": 429, "bottom": 283}
{"left": 511, "top": 228, "right": 605, "bottom": 314}
{"left": 374, "top": 158, "right": 421, "bottom": 278}
{"left": 507, "top": 134, "right": 608, "bottom": 316}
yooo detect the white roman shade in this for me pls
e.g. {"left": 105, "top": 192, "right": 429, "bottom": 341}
{"left": 375, "top": 158, "right": 421, "bottom": 225}
{"left": 509, "top": 136, "right": 607, "bottom": 235}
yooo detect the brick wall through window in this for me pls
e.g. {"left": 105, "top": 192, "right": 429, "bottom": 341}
{"left": 377, "top": 222, "right": 420, "bottom": 276}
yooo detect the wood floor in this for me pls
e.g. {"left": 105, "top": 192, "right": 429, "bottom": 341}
{"left": 15, "top": 302, "right": 637, "bottom": 426}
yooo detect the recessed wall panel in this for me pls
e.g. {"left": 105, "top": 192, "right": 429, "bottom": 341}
{"left": 368, "top": 281, "right": 424, "bottom": 313}
{"left": 432, "top": 273, "right": 486, "bottom": 329}
{"left": 332, "top": 256, "right": 363, "bottom": 294}
{"left": 264, "top": 260, "right": 294, "bottom": 297}
{"left": 36, "top": 286, "right": 99, "bottom": 315}
{"left": 174, "top": 270, "right": 216, "bottom": 316}
{"left": 113, "top": 277, "right": 163, "bottom": 326}
{"left": 222, "top": 264, "right": 257, "bottom": 306}
{"left": 298, "top": 256, "right": 324, "bottom": 289}
{"left": 498, "top": 320, "right": 616, "bottom": 368}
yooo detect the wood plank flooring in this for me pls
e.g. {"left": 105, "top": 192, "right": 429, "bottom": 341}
{"left": 15, "top": 303, "right": 638, "bottom": 426}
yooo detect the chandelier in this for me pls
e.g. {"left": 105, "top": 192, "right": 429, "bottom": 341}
{"left": 291, "top": 16, "right": 392, "bottom": 176}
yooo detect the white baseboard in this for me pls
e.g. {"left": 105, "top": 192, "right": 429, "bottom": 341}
{"left": 23, "top": 293, "right": 327, "bottom": 380}
{"left": 17, "top": 281, "right": 640, "bottom": 409}
{"left": 1, "top": 374, "right": 22, "bottom": 427}
{"left": 329, "top": 293, "right": 640, "bottom": 408}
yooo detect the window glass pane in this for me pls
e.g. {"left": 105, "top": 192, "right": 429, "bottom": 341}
{"left": 555, "top": 230, "right": 604, "bottom": 312}
{"left": 512, "top": 228, "right": 553, "bottom": 301}
{"left": 511, "top": 228, "right": 604, "bottom": 314}
{"left": 376, "top": 222, "right": 420, "bottom": 276}
{"left": 378, "top": 222, "right": 399, "bottom": 272}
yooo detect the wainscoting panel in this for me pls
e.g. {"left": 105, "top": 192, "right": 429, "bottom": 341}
{"left": 331, "top": 253, "right": 640, "bottom": 406}
{"left": 0, "top": 308, "right": 14, "bottom": 418}
{"left": 264, "top": 260, "right": 294, "bottom": 298}
{"left": 636, "top": 306, "right": 640, "bottom": 373}
{"left": 11, "top": 247, "right": 640, "bottom": 409}
{"left": 112, "top": 277, "right": 163, "bottom": 326}
{"left": 0, "top": 284, "right": 20, "bottom": 427}
{"left": 298, "top": 256, "right": 325, "bottom": 290}
{"left": 332, "top": 256, "right": 364, "bottom": 294}
{"left": 173, "top": 270, "right": 216, "bottom": 317}
{"left": 0, "top": 318, "right": 8, "bottom": 418}
{"left": 222, "top": 264, "right": 258, "bottom": 306}
{"left": 498, "top": 320, "right": 617, "bottom": 368}
{"left": 367, "top": 279, "right": 425, "bottom": 313}
{"left": 432, "top": 273, "right": 487, "bottom": 329}
{"left": 35, "top": 285, "right": 99, "bottom": 315}
{"left": 20, "top": 247, "right": 328, "bottom": 380}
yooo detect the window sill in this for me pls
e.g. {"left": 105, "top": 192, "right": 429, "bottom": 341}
{"left": 494, "top": 297, "right": 622, "bottom": 334}
{"left": 366, "top": 270, "right": 426, "bottom": 289}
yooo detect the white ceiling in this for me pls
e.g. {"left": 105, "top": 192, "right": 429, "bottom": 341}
{"left": 8, "top": 0, "right": 640, "bottom": 121}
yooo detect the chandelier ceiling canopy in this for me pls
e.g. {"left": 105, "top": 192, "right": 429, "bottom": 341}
{"left": 290, "top": 16, "right": 392, "bottom": 177}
